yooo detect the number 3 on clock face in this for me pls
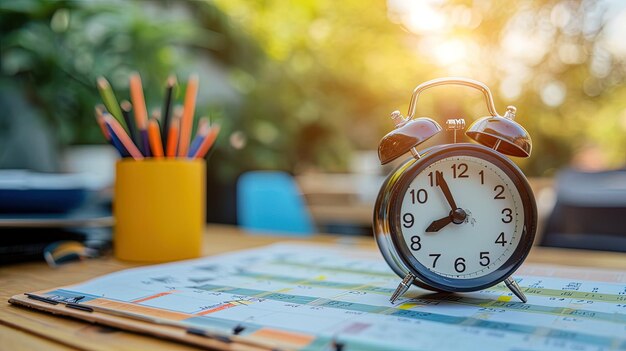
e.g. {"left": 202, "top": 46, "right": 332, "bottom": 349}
{"left": 391, "top": 145, "right": 536, "bottom": 291}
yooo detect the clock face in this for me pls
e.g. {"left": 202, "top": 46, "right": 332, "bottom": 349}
{"left": 398, "top": 154, "right": 525, "bottom": 280}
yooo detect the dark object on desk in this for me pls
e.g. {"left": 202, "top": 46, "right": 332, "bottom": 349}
{"left": 0, "top": 228, "right": 86, "bottom": 264}
{"left": 0, "top": 188, "right": 87, "bottom": 213}
{"left": 0, "top": 225, "right": 111, "bottom": 265}
{"left": 0, "top": 198, "right": 113, "bottom": 264}
{"left": 541, "top": 168, "right": 626, "bottom": 252}
{"left": 0, "top": 170, "right": 89, "bottom": 213}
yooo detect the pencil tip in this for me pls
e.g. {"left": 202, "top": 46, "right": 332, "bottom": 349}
{"left": 151, "top": 109, "right": 161, "bottom": 120}
{"left": 130, "top": 72, "right": 141, "bottom": 81}
{"left": 167, "top": 75, "right": 177, "bottom": 86}
{"left": 120, "top": 100, "right": 132, "bottom": 111}
{"left": 174, "top": 105, "right": 184, "bottom": 118}
{"left": 97, "top": 77, "right": 109, "bottom": 88}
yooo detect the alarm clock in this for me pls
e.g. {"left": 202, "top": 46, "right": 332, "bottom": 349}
{"left": 373, "top": 77, "right": 537, "bottom": 304}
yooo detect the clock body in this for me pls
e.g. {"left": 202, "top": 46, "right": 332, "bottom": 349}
{"left": 373, "top": 143, "right": 537, "bottom": 292}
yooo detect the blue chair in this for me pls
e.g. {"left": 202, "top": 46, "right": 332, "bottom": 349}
{"left": 237, "top": 171, "right": 314, "bottom": 236}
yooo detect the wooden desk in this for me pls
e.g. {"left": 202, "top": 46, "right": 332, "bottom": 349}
{"left": 1, "top": 224, "right": 625, "bottom": 350}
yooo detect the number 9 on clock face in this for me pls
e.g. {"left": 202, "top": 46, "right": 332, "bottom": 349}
{"left": 389, "top": 145, "right": 536, "bottom": 292}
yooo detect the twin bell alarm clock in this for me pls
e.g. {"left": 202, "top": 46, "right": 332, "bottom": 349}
{"left": 373, "top": 77, "right": 537, "bottom": 303}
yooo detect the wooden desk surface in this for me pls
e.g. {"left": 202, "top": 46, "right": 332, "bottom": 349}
{"left": 1, "top": 224, "right": 625, "bottom": 350}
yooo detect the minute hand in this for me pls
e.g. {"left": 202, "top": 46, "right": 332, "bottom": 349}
{"left": 436, "top": 171, "right": 457, "bottom": 210}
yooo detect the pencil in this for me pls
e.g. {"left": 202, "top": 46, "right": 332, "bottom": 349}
{"left": 191, "top": 124, "right": 221, "bottom": 159}
{"left": 173, "top": 105, "right": 184, "bottom": 120}
{"left": 161, "top": 75, "right": 176, "bottom": 149}
{"left": 151, "top": 109, "right": 161, "bottom": 121}
{"left": 94, "top": 105, "right": 110, "bottom": 140}
{"left": 166, "top": 117, "right": 180, "bottom": 158}
{"left": 105, "top": 124, "right": 129, "bottom": 158}
{"left": 187, "top": 117, "right": 209, "bottom": 157}
{"left": 120, "top": 101, "right": 138, "bottom": 145}
{"left": 96, "top": 77, "right": 125, "bottom": 127}
{"left": 129, "top": 72, "right": 151, "bottom": 157}
{"left": 148, "top": 119, "right": 164, "bottom": 158}
{"left": 178, "top": 74, "right": 198, "bottom": 157}
{"left": 103, "top": 114, "right": 144, "bottom": 160}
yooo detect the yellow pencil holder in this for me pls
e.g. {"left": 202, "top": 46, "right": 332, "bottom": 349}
{"left": 114, "top": 159, "right": 205, "bottom": 262}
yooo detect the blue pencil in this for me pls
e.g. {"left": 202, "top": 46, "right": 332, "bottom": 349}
{"left": 187, "top": 133, "right": 204, "bottom": 157}
{"left": 106, "top": 124, "right": 130, "bottom": 157}
{"left": 187, "top": 117, "right": 209, "bottom": 157}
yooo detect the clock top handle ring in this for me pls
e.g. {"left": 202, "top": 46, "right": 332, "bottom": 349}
{"left": 378, "top": 77, "right": 532, "bottom": 165}
{"left": 406, "top": 77, "right": 498, "bottom": 119}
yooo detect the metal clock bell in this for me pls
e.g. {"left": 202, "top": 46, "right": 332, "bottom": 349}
{"left": 373, "top": 77, "right": 537, "bottom": 304}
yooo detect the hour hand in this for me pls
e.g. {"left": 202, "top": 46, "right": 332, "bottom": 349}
{"left": 426, "top": 215, "right": 452, "bottom": 232}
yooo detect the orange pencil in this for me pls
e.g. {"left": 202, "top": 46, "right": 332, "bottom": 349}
{"left": 166, "top": 117, "right": 180, "bottom": 158}
{"left": 177, "top": 74, "right": 198, "bottom": 157}
{"left": 129, "top": 73, "right": 151, "bottom": 156}
{"left": 148, "top": 119, "right": 164, "bottom": 158}
{"left": 94, "top": 105, "right": 110, "bottom": 140}
{"left": 103, "top": 114, "right": 144, "bottom": 160}
{"left": 191, "top": 124, "right": 221, "bottom": 159}
{"left": 129, "top": 73, "right": 148, "bottom": 130}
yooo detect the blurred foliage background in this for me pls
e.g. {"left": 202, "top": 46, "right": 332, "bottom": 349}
{"left": 1, "top": 0, "right": 625, "bottom": 179}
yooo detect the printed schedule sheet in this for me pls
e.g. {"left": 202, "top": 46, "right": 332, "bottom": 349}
{"left": 27, "top": 244, "right": 626, "bottom": 351}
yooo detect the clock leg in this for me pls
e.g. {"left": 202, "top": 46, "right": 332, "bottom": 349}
{"left": 504, "top": 277, "right": 527, "bottom": 303}
{"left": 390, "top": 273, "right": 415, "bottom": 304}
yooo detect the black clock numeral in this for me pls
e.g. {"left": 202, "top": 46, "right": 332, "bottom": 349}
{"left": 410, "top": 189, "right": 428, "bottom": 204}
{"left": 451, "top": 163, "right": 468, "bottom": 178}
{"left": 479, "top": 252, "right": 490, "bottom": 266}
{"left": 454, "top": 257, "right": 466, "bottom": 273}
{"left": 429, "top": 253, "right": 441, "bottom": 268}
{"left": 403, "top": 213, "right": 414, "bottom": 228}
{"left": 479, "top": 170, "right": 484, "bottom": 185}
{"left": 501, "top": 208, "right": 513, "bottom": 223}
{"left": 428, "top": 172, "right": 435, "bottom": 187}
{"left": 494, "top": 185, "right": 506, "bottom": 199}
{"left": 410, "top": 236, "right": 421, "bottom": 251}
{"left": 495, "top": 232, "right": 508, "bottom": 246}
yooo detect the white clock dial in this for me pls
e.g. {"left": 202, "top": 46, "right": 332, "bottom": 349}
{"left": 400, "top": 155, "right": 524, "bottom": 279}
